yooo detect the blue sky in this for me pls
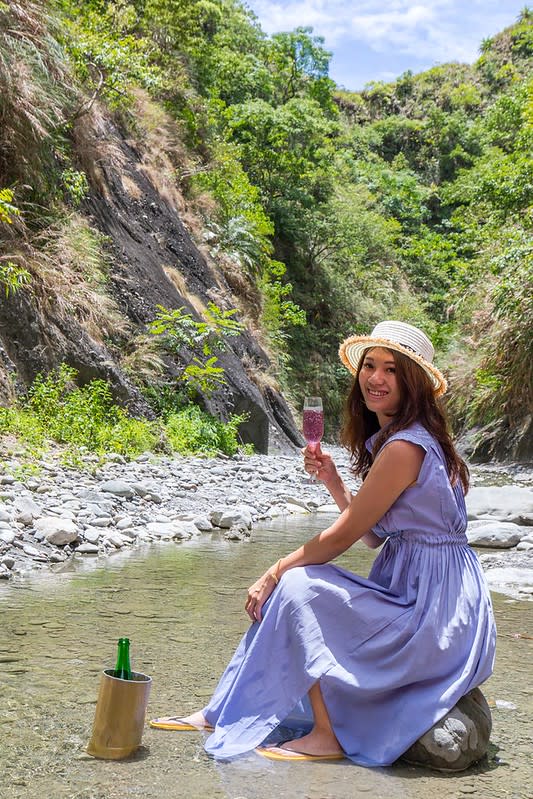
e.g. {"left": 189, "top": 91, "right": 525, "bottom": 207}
{"left": 244, "top": 0, "right": 528, "bottom": 91}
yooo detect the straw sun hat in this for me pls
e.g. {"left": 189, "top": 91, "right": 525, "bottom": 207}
{"left": 339, "top": 321, "right": 447, "bottom": 397}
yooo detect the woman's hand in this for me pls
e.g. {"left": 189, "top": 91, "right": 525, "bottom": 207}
{"left": 303, "top": 443, "right": 338, "bottom": 485}
{"left": 245, "top": 572, "right": 276, "bottom": 623}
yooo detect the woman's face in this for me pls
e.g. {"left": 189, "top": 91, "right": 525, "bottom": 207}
{"left": 358, "top": 347, "right": 401, "bottom": 426}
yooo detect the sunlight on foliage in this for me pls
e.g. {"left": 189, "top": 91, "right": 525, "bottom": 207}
{"left": 1, "top": 0, "right": 531, "bottom": 454}
{"left": 0, "top": 364, "right": 250, "bottom": 462}
{"left": 0, "top": 261, "right": 32, "bottom": 296}
{"left": 0, "top": 188, "right": 20, "bottom": 223}
{"left": 149, "top": 302, "right": 244, "bottom": 396}
{"left": 165, "top": 405, "right": 250, "bottom": 456}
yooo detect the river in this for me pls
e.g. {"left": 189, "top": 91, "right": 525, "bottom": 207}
{"left": 1, "top": 512, "right": 531, "bottom": 799}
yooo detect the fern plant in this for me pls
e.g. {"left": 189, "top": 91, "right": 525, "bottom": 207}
{"left": 149, "top": 302, "right": 244, "bottom": 396}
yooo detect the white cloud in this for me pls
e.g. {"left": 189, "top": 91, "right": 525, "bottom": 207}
{"left": 247, "top": 0, "right": 523, "bottom": 64}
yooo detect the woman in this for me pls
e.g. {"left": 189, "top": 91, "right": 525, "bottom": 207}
{"left": 150, "top": 321, "right": 496, "bottom": 766}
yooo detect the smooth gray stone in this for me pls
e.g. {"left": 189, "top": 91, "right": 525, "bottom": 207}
{"left": 484, "top": 566, "right": 533, "bottom": 596}
{"left": 76, "top": 543, "right": 99, "bottom": 554}
{"left": 193, "top": 514, "right": 213, "bottom": 531}
{"left": 35, "top": 517, "right": 79, "bottom": 545}
{"left": 34, "top": 516, "right": 78, "bottom": 546}
{"left": 211, "top": 507, "right": 252, "bottom": 529}
{"left": 467, "top": 521, "right": 523, "bottom": 548}
{"left": 23, "top": 543, "right": 47, "bottom": 560}
{"left": 83, "top": 528, "right": 102, "bottom": 544}
{"left": 466, "top": 486, "right": 533, "bottom": 525}
{"left": 401, "top": 688, "right": 492, "bottom": 772}
{"left": 0, "top": 530, "right": 16, "bottom": 545}
{"left": 99, "top": 480, "right": 135, "bottom": 498}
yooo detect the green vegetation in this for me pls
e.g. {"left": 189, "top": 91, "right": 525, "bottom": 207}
{"left": 148, "top": 302, "right": 244, "bottom": 397}
{"left": 0, "top": 0, "right": 531, "bottom": 457}
{"left": 165, "top": 405, "right": 252, "bottom": 456}
{"left": 0, "top": 188, "right": 19, "bottom": 223}
{"left": 0, "top": 365, "right": 250, "bottom": 463}
{"left": 0, "top": 260, "right": 31, "bottom": 296}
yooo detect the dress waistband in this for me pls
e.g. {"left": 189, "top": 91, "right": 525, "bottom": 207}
{"left": 385, "top": 530, "right": 469, "bottom": 546}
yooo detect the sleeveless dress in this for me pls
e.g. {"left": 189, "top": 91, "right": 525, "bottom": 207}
{"left": 202, "top": 422, "right": 497, "bottom": 766}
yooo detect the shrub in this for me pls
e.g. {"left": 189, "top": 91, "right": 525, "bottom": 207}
{"left": 0, "top": 364, "right": 252, "bottom": 463}
{"left": 26, "top": 364, "right": 160, "bottom": 454}
{"left": 164, "top": 405, "right": 249, "bottom": 456}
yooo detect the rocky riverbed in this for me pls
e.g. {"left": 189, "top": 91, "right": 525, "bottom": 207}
{"left": 0, "top": 447, "right": 532, "bottom": 599}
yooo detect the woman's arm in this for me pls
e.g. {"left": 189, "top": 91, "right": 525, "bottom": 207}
{"left": 303, "top": 444, "right": 383, "bottom": 549}
{"left": 247, "top": 440, "right": 424, "bottom": 621}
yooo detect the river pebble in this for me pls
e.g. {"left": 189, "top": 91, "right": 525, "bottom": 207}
{"left": 0, "top": 448, "right": 531, "bottom": 600}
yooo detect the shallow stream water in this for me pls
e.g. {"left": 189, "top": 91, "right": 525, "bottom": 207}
{"left": 1, "top": 513, "right": 531, "bottom": 799}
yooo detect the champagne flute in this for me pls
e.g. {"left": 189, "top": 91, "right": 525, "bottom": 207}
{"left": 303, "top": 397, "right": 324, "bottom": 480}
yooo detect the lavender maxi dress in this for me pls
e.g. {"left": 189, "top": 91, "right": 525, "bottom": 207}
{"left": 202, "top": 422, "right": 497, "bottom": 766}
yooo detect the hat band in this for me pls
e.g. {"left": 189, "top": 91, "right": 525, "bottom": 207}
{"left": 397, "top": 343, "right": 416, "bottom": 355}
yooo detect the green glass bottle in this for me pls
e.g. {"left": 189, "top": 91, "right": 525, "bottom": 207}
{"left": 113, "top": 637, "right": 133, "bottom": 680}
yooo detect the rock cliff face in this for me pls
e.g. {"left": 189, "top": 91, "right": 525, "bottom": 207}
{"left": 0, "top": 106, "right": 303, "bottom": 454}
{"left": 458, "top": 416, "right": 533, "bottom": 464}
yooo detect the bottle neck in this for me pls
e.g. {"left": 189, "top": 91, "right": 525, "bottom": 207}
{"left": 114, "top": 637, "right": 132, "bottom": 679}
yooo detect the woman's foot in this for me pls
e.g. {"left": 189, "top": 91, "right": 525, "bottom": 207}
{"left": 180, "top": 711, "right": 209, "bottom": 728}
{"left": 149, "top": 710, "right": 213, "bottom": 731}
{"left": 278, "top": 730, "right": 344, "bottom": 758}
{"left": 256, "top": 730, "right": 345, "bottom": 762}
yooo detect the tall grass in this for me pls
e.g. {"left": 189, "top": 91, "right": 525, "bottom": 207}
{"left": 0, "top": 0, "right": 75, "bottom": 192}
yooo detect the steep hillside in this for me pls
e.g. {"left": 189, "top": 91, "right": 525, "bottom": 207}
{"left": 0, "top": 0, "right": 531, "bottom": 461}
{"left": 0, "top": 101, "right": 301, "bottom": 451}
{"left": 0, "top": 2, "right": 301, "bottom": 452}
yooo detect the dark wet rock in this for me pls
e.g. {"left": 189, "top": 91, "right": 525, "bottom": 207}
{"left": 0, "top": 287, "right": 151, "bottom": 418}
{"left": 402, "top": 688, "right": 492, "bottom": 772}
{"left": 0, "top": 104, "right": 302, "bottom": 454}
{"left": 75, "top": 111, "right": 302, "bottom": 454}
{"left": 459, "top": 416, "right": 533, "bottom": 463}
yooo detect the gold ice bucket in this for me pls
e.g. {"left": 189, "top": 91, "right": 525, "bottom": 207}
{"left": 87, "top": 669, "right": 152, "bottom": 760}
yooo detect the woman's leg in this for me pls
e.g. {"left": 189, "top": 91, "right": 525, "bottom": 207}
{"left": 279, "top": 681, "right": 343, "bottom": 756}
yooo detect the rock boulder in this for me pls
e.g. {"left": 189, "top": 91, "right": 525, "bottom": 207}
{"left": 401, "top": 688, "right": 492, "bottom": 772}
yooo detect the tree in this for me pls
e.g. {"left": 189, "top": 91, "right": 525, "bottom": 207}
{"left": 225, "top": 97, "right": 338, "bottom": 229}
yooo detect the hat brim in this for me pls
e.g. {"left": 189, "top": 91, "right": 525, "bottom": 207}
{"left": 339, "top": 335, "right": 447, "bottom": 397}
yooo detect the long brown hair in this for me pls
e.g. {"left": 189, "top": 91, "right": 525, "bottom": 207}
{"left": 340, "top": 347, "right": 469, "bottom": 492}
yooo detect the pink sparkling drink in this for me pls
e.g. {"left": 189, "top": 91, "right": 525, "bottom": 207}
{"left": 303, "top": 409, "right": 324, "bottom": 445}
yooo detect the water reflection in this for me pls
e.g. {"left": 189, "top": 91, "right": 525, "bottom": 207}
{"left": 0, "top": 514, "right": 531, "bottom": 799}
